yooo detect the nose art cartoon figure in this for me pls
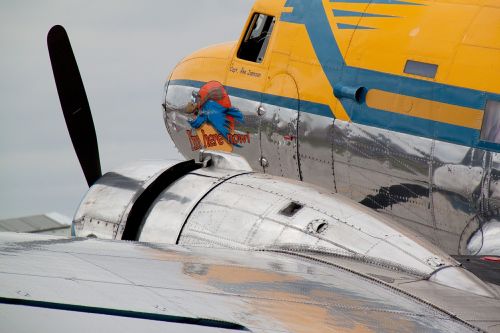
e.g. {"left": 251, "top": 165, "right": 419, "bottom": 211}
{"left": 186, "top": 81, "right": 244, "bottom": 148}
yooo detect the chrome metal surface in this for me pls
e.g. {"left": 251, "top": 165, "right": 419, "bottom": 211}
{"left": 67, "top": 154, "right": 490, "bottom": 295}
{"left": 164, "top": 84, "right": 262, "bottom": 172}
{"left": 259, "top": 156, "right": 268, "bottom": 168}
{"left": 228, "top": 95, "right": 263, "bottom": 171}
{"left": 257, "top": 105, "right": 265, "bottom": 116}
{"left": 429, "top": 266, "right": 500, "bottom": 299}
{"left": 164, "top": 80, "right": 500, "bottom": 255}
{"left": 163, "top": 85, "right": 196, "bottom": 159}
{"left": 198, "top": 150, "right": 253, "bottom": 172}
{"left": 330, "top": 120, "right": 500, "bottom": 256}
{"left": 432, "top": 142, "right": 484, "bottom": 253}
{"left": 68, "top": 153, "right": 496, "bottom": 298}
{"left": 0, "top": 305, "right": 233, "bottom": 333}
{"left": 73, "top": 160, "right": 181, "bottom": 239}
{"left": 260, "top": 73, "right": 300, "bottom": 180}
{"left": 259, "top": 102, "right": 300, "bottom": 179}
{"left": 2, "top": 233, "right": 496, "bottom": 332}
{"left": 296, "top": 251, "right": 500, "bottom": 333}
{"left": 331, "top": 120, "right": 500, "bottom": 255}
{"left": 332, "top": 120, "right": 435, "bottom": 241}
{"left": 138, "top": 166, "right": 248, "bottom": 244}
{"left": 298, "top": 113, "right": 335, "bottom": 190}
{"left": 137, "top": 174, "right": 217, "bottom": 244}
{"left": 177, "top": 171, "right": 460, "bottom": 278}
{"left": 468, "top": 220, "right": 500, "bottom": 256}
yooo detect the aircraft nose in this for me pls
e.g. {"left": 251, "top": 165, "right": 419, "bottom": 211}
{"left": 161, "top": 74, "right": 204, "bottom": 160}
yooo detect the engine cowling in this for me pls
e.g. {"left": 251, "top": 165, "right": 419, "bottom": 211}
{"left": 73, "top": 151, "right": 499, "bottom": 298}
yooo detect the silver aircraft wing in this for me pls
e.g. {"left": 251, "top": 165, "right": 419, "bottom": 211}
{"left": 1, "top": 232, "right": 499, "bottom": 333}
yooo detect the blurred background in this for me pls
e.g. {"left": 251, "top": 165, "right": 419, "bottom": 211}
{"left": 0, "top": 0, "right": 254, "bottom": 219}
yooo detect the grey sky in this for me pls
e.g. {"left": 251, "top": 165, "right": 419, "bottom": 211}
{"left": 0, "top": 0, "right": 254, "bottom": 219}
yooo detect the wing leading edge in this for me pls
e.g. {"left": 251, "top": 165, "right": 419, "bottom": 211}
{"left": 1, "top": 233, "right": 499, "bottom": 332}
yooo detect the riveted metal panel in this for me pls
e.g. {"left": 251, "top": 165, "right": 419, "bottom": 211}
{"left": 298, "top": 113, "right": 336, "bottom": 191}
{"left": 432, "top": 143, "right": 484, "bottom": 254}
{"left": 179, "top": 172, "right": 459, "bottom": 277}
{"left": 138, "top": 174, "right": 219, "bottom": 244}
{"left": 73, "top": 160, "right": 181, "bottom": 240}
{"left": 333, "top": 120, "right": 434, "bottom": 239}
{"left": 260, "top": 73, "right": 301, "bottom": 180}
{"left": 259, "top": 102, "right": 300, "bottom": 179}
{"left": 138, "top": 167, "right": 247, "bottom": 244}
{"left": 488, "top": 152, "right": 500, "bottom": 213}
{"left": 227, "top": 95, "right": 262, "bottom": 171}
{"left": 163, "top": 85, "right": 198, "bottom": 159}
{"left": 465, "top": 151, "right": 500, "bottom": 255}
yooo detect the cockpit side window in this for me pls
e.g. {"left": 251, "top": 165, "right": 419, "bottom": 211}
{"left": 480, "top": 100, "right": 500, "bottom": 144}
{"left": 237, "top": 13, "right": 275, "bottom": 63}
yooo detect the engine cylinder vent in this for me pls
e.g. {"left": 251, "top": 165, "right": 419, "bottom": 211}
{"left": 279, "top": 202, "right": 303, "bottom": 217}
{"left": 307, "top": 220, "right": 329, "bottom": 234}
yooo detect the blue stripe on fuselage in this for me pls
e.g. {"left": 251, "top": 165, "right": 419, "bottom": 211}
{"left": 337, "top": 23, "right": 375, "bottom": 29}
{"left": 346, "top": 100, "right": 480, "bottom": 146}
{"left": 281, "top": 0, "right": 500, "bottom": 149}
{"left": 333, "top": 9, "right": 396, "bottom": 17}
{"left": 168, "top": 79, "right": 491, "bottom": 148}
{"left": 169, "top": 79, "right": 333, "bottom": 118}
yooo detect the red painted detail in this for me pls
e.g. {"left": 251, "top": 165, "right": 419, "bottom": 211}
{"left": 481, "top": 256, "right": 500, "bottom": 263}
{"left": 197, "top": 81, "right": 235, "bottom": 131}
{"left": 198, "top": 81, "right": 231, "bottom": 109}
{"left": 284, "top": 135, "right": 295, "bottom": 141}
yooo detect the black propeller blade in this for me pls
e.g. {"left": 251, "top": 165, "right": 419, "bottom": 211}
{"left": 47, "top": 25, "right": 102, "bottom": 187}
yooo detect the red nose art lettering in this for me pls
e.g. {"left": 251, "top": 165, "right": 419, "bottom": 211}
{"left": 227, "top": 133, "right": 251, "bottom": 145}
{"left": 202, "top": 129, "right": 225, "bottom": 148}
{"left": 187, "top": 130, "right": 202, "bottom": 151}
{"left": 185, "top": 81, "right": 251, "bottom": 151}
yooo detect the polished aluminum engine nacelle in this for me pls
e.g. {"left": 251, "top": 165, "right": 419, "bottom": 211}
{"left": 73, "top": 151, "right": 499, "bottom": 298}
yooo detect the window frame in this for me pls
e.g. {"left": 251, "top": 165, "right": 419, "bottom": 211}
{"left": 236, "top": 12, "right": 276, "bottom": 64}
{"left": 403, "top": 60, "right": 438, "bottom": 79}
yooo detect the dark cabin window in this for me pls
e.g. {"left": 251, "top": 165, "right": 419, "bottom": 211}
{"left": 480, "top": 100, "right": 500, "bottom": 144}
{"left": 237, "top": 13, "right": 275, "bottom": 63}
{"left": 404, "top": 60, "right": 438, "bottom": 79}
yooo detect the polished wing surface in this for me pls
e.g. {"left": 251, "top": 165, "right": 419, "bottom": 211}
{"left": 1, "top": 232, "right": 499, "bottom": 333}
